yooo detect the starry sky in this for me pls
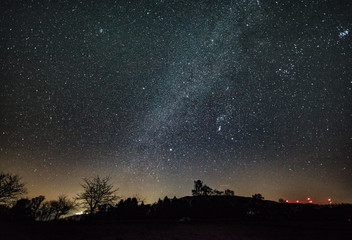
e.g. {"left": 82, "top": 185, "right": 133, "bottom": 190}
{"left": 1, "top": 0, "right": 351, "bottom": 204}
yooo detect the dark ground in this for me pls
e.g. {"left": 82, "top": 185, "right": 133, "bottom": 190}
{"left": 1, "top": 220, "right": 351, "bottom": 240}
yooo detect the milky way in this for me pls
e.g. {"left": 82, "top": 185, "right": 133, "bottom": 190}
{"left": 1, "top": 0, "right": 351, "bottom": 203}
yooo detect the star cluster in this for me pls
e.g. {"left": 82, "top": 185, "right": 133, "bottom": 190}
{"left": 1, "top": 0, "right": 351, "bottom": 203}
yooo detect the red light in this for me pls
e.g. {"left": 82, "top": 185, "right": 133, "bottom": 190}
{"left": 307, "top": 197, "right": 310, "bottom": 201}
{"left": 285, "top": 200, "right": 289, "bottom": 203}
{"left": 296, "top": 200, "right": 299, "bottom": 203}
{"left": 309, "top": 200, "right": 313, "bottom": 203}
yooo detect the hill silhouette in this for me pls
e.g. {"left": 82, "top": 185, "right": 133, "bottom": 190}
{"left": 81, "top": 194, "right": 352, "bottom": 224}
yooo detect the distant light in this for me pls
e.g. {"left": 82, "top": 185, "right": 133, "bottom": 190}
{"left": 285, "top": 200, "right": 289, "bottom": 203}
{"left": 328, "top": 198, "right": 331, "bottom": 202}
{"left": 296, "top": 200, "right": 299, "bottom": 203}
{"left": 307, "top": 197, "right": 310, "bottom": 201}
{"left": 309, "top": 200, "right": 313, "bottom": 203}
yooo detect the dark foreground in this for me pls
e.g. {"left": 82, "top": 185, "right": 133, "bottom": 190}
{"left": 1, "top": 220, "right": 351, "bottom": 240}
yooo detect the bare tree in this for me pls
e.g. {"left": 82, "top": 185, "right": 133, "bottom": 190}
{"left": 51, "top": 195, "right": 75, "bottom": 220}
{"left": 76, "top": 176, "right": 118, "bottom": 214}
{"left": 36, "top": 195, "right": 75, "bottom": 221}
{"left": 30, "top": 195, "right": 45, "bottom": 219}
{"left": 38, "top": 202, "right": 55, "bottom": 221}
{"left": 12, "top": 196, "right": 45, "bottom": 221}
{"left": 0, "top": 173, "right": 27, "bottom": 205}
{"left": 133, "top": 194, "right": 146, "bottom": 205}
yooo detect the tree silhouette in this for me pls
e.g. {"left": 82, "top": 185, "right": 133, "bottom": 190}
{"left": 0, "top": 173, "right": 27, "bottom": 205}
{"left": 76, "top": 175, "right": 118, "bottom": 214}
{"left": 212, "top": 189, "right": 224, "bottom": 196}
{"left": 30, "top": 195, "right": 45, "bottom": 219}
{"left": 192, "top": 180, "right": 204, "bottom": 196}
{"left": 224, "top": 189, "right": 235, "bottom": 196}
{"left": 252, "top": 193, "right": 264, "bottom": 200}
{"left": 51, "top": 195, "right": 75, "bottom": 220}
{"left": 278, "top": 198, "right": 285, "bottom": 203}
{"left": 11, "top": 198, "right": 33, "bottom": 221}
{"left": 38, "top": 202, "right": 55, "bottom": 221}
{"left": 11, "top": 196, "right": 45, "bottom": 221}
{"left": 132, "top": 194, "right": 145, "bottom": 205}
{"left": 201, "top": 184, "right": 213, "bottom": 196}
{"left": 192, "top": 180, "right": 214, "bottom": 196}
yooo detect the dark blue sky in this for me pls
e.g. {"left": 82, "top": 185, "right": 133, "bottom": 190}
{"left": 1, "top": 0, "right": 351, "bottom": 204}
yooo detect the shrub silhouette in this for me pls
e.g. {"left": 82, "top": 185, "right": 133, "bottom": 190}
{"left": 252, "top": 193, "right": 264, "bottom": 200}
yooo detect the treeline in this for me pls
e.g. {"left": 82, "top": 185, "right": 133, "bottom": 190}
{"left": 0, "top": 195, "right": 75, "bottom": 222}
{"left": 192, "top": 180, "right": 234, "bottom": 196}
{"left": 87, "top": 195, "right": 352, "bottom": 223}
{"left": 0, "top": 173, "right": 76, "bottom": 221}
{"left": 95, "top": 195, "right": 260, "bottom": 221}
{"left": 1, "top": 173, "right": 351, "bottom": 223}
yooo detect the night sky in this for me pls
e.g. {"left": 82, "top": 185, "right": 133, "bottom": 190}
{"left": 1, "top": 0, "right": 351, "bottom": 204}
